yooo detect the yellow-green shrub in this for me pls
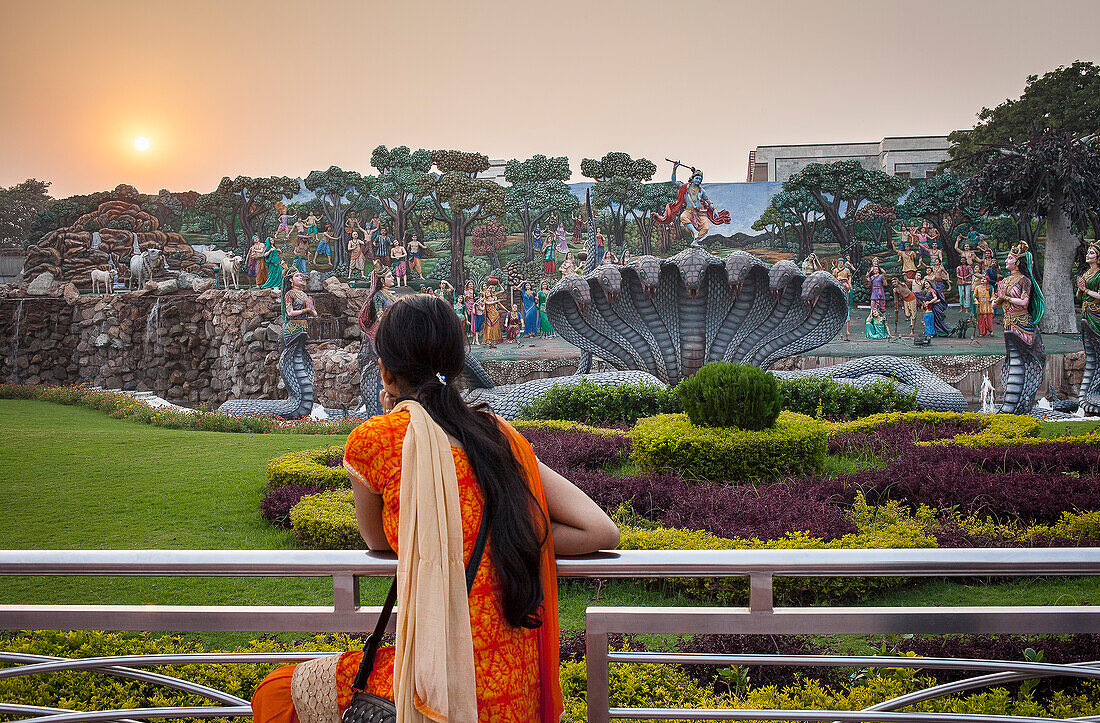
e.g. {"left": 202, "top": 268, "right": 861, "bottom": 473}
{"left": 266, "top": 446, "right": 349, "bottom": 488}
{"left": 289, "top": 489, "right": 365, "bottom": 549}
{"left": 510, "top": 419, "right": 631, "bottom": 438}
{"left": 826, "top": 411, "right": 1041, "bottom": 447}
{"left": 957, "top": 509, "right": 1100, "bottom": 543}
{"left": 615, "top": 494, "right": 936, "bottom": 604}
{"left": 631, "top": 412, "right": 826, "bottom": 483}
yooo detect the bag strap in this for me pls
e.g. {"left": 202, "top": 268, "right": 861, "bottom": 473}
{"left": 351, "top": 508, "right": 490, "bottom": 692}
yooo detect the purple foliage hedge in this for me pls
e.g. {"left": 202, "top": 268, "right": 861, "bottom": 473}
{"left": 261, "top": 485, "right": 326, "bottom": 528}
{"left": 520, "top": 428, "right": 632, "bottom": 472}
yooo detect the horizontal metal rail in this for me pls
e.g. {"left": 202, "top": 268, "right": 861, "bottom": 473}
{"left": 2, "top": 548, "right": 1099, "bottom": 722}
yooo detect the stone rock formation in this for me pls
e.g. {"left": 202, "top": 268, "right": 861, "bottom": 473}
{"left": 24, "top": 200, "right": 218, "bottom": 288}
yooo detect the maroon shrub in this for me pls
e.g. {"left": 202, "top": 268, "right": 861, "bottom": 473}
{"left": 829, "top": 420, "right": 982, "bottom": 458}
{"left": 568, "top": 469, "right": 856, "bottom": 542}
{"left": 520, "top": 428, "right": 632, "bottom": 472}
{"left": 260, "top": 485, "right": 326, "bottom": 528}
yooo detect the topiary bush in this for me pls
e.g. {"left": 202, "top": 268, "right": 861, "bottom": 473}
{"left": 289, "top": 489, "right": 365, "bottom": 549}
{"left": 631, "top": 411, "right": 825, "bottom": 483}
{"left": 674, "top": 362, "right": 780, "bottom": 430}
{"left": 266, "top": 446, "right": 349, "bottom": 488}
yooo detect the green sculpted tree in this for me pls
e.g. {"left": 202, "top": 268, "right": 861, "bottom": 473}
{"left": 948, "top": 61, "right": 1100, "bottom": 167}
{"left": 783, "top": 161, "right": 908, "bottom": 266}
{"left": 225, "top": 175, "right": 300, "bottom": 252}
{"left": 0, "top": 179, "right": 52, "bottom": 249}
{"left": 581, "top": 152, "right": 657, "bottom": 254}
{"left": 962, "top": 131, "right": 1100, "bottom": 333}
{"left": 765, "top": 187, "right": 823, "bottom": 261}
{"left": 897, "top": 173, "right": 979, "bottom": 271}
{"left": 627, "top": 182, "right": 675, "bottom": 256}
{"left": 370, "top": 145, "right": 433, "bottom": 245}
{"left": 503, "top": 154, "right": 578, "bottom": 261}
{"left": 304, "top": 166, "right": 375, "bottom": 270}
{"left": 419, "top": 150, "right": 506, "bottom": 290}
{"left": 196, "top": 185, "right": 240, "bottom": 248}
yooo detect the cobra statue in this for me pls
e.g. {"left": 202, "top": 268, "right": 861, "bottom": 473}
{"left": 995, "top": 243, "right": 1047, "bottom": 416}
{"left": 545, "top": 247, "right": 850, "bottom": 385}
{"left": 218, "top": 317, "right": 316, "bottom": 419}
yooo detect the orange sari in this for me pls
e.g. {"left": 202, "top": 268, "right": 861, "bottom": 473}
{"left": 251, "top": 410, "right": 562, "bottom": 723}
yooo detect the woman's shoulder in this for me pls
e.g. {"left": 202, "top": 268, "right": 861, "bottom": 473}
{"left": 348, "top": 410, "right": 411, "bottom": 449}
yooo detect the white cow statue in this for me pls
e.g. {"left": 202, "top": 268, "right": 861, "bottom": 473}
{"left": 219, "top": 252, "right": 242, "bottom": 289}
{"left": 128, "top": 248, "right": 163, "bottom": 290}
{"left": 90, "top": 268, "right": 118, "bottom": 295}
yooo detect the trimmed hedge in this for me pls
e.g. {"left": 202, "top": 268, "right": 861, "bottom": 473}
{"left": 0, "top": 383, "right": 362, "bottom": 434}
{"left": 289, "top": 489, "right": 365, "bottom": 549}
{"left": 779, "top": 376, "right": 917, "bottom": 418}
{"left": 517, "top": 378, "right": 679, "bottom": 426}
{"left": 516, "top": 375, "right": 923, "bottom": 426}
{"left": 266, "top": 446, "right": 349, "bottom": 488}
{"left": 511, "top": 419, "right": 631, "bottom": 438}
{"left": 631, "top": 412, "right": 826, "bottom": 483}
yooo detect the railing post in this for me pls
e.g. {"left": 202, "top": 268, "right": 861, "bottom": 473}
{"left": 749, "top": 572, "right": 773, "bottom": 613}
{"left": 333, "top": 573, "right": 359, "bottom": 614}
{"left": 585, "top": 621, "right": 609, "bottom": 723}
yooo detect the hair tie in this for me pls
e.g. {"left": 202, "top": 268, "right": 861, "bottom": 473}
{"left": 436, "top": 372, "right": 447, "bottom": 385}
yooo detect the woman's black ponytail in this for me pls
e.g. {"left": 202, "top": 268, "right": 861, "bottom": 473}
{"left": 375, "top": 293, "right": 547, "bottom": 628}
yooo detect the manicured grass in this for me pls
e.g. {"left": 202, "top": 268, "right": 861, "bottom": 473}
{"left": 1038, "top": 418, "right": 1100, "bottom": 438}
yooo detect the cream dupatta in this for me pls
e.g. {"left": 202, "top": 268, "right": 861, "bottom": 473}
{"left": 392, "top": 399, "right": 478, "bottom": 723}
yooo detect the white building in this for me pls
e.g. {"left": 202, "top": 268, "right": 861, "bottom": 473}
{"left": 482, "top": 158, "right": 508, "bottom": 184}
{"left": 747, "top": 136, "right": 951, "bottom": 183}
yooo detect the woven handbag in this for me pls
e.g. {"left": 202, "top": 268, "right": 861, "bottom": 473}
{"left": 342, "top": 511, "right": 489, "bottom": 723}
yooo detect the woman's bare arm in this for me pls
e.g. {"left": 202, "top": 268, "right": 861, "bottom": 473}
{"left": 352, "top": 480, "right": 392, "bottom": 551}
{"left": 539, "top": 460, "right": 620, "bottom": 555}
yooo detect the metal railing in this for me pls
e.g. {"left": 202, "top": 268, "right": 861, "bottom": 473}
{"left": 1, "top": 548, "right": 1100, "bottom": 722}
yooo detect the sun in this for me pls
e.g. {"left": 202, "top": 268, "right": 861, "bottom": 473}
{"left": 133, "top": 136, "right": 151, "bottom": 152}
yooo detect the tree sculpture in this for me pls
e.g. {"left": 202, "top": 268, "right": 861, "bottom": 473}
{"left": 897, "top": 173, "right": 979, "bottom": 272}
{"left": 369, "top": 145, "right": 432, "bottom": 245}
{"left": 962, "top": 131, "right": 1100, "bottom": 333}
{"left": 763, "top": 187, "right": 823, "bottom": 261}
{"left": 304, "top": 166, "right": 375, "bottom": 271}
{"left": 471, "top": 219, "right": 507, "bottom": 271}
{"left": 627, "top": 182, "right": 675, "bottom": 256}
{"left": 503, "top": 155, "right": 578, "bottom": 261}
{"left": 418, "top": 150, "right": 505, "bottom": 290}
{"left": 581, "top": 152, "right": 657, "bottom": 254}
{"left": 783, "top": 161, "right": 908, "bottom": 266}
{"left": 854, "top": 203, "right": 898, "bottom": 252}
{"left": 196, "top": 186, "right": 240, "bottom": 248}
{"left": 225, "top": 175, "right": 300, "bottom": 253}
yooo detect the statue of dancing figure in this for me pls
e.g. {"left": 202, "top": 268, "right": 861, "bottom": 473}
{"left": 994, "top": 242, "right": 1045, "bottom": 414}
{"left": 1076, "top": 241, "right": 1100, "bottom": 415}
{"left": 651, "top": 161, "right": 731, "bottom": 241}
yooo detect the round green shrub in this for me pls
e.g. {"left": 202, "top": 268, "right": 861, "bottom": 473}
{"left": 289, "top": 489, "right": 365, "bottom": 549}
{"left": 266, "top": 446, "right": 349, "bottom": 488}
{"left": 631, "top": 411, "right": 826, "bottom": 483}
{"left": 674, "top": 362, "right": 780, "bottom": 430}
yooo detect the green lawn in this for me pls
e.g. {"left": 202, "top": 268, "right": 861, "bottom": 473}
{"left": 1, "top": 399, "right": 1097, "bottom": 653}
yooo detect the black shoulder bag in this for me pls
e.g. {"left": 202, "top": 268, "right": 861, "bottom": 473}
{"left": 342, "top": 511, "right": 490, "bottom": 723}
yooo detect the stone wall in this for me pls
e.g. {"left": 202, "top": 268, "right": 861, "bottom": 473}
{"left": 0, "top": 285, "right": 371, "bottom": 409}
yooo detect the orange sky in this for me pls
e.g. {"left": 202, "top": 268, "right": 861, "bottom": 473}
{"left": 2, "top": 0, "right": 1098, "bottom": 197}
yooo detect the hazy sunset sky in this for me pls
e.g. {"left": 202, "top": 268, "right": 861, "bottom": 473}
{"left": 2, "top": 0, "right": 1098, "bottom": 197}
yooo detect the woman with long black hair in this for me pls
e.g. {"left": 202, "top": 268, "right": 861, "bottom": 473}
{"left": 252, "top": 293, "right": 618, "bottom": 723}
